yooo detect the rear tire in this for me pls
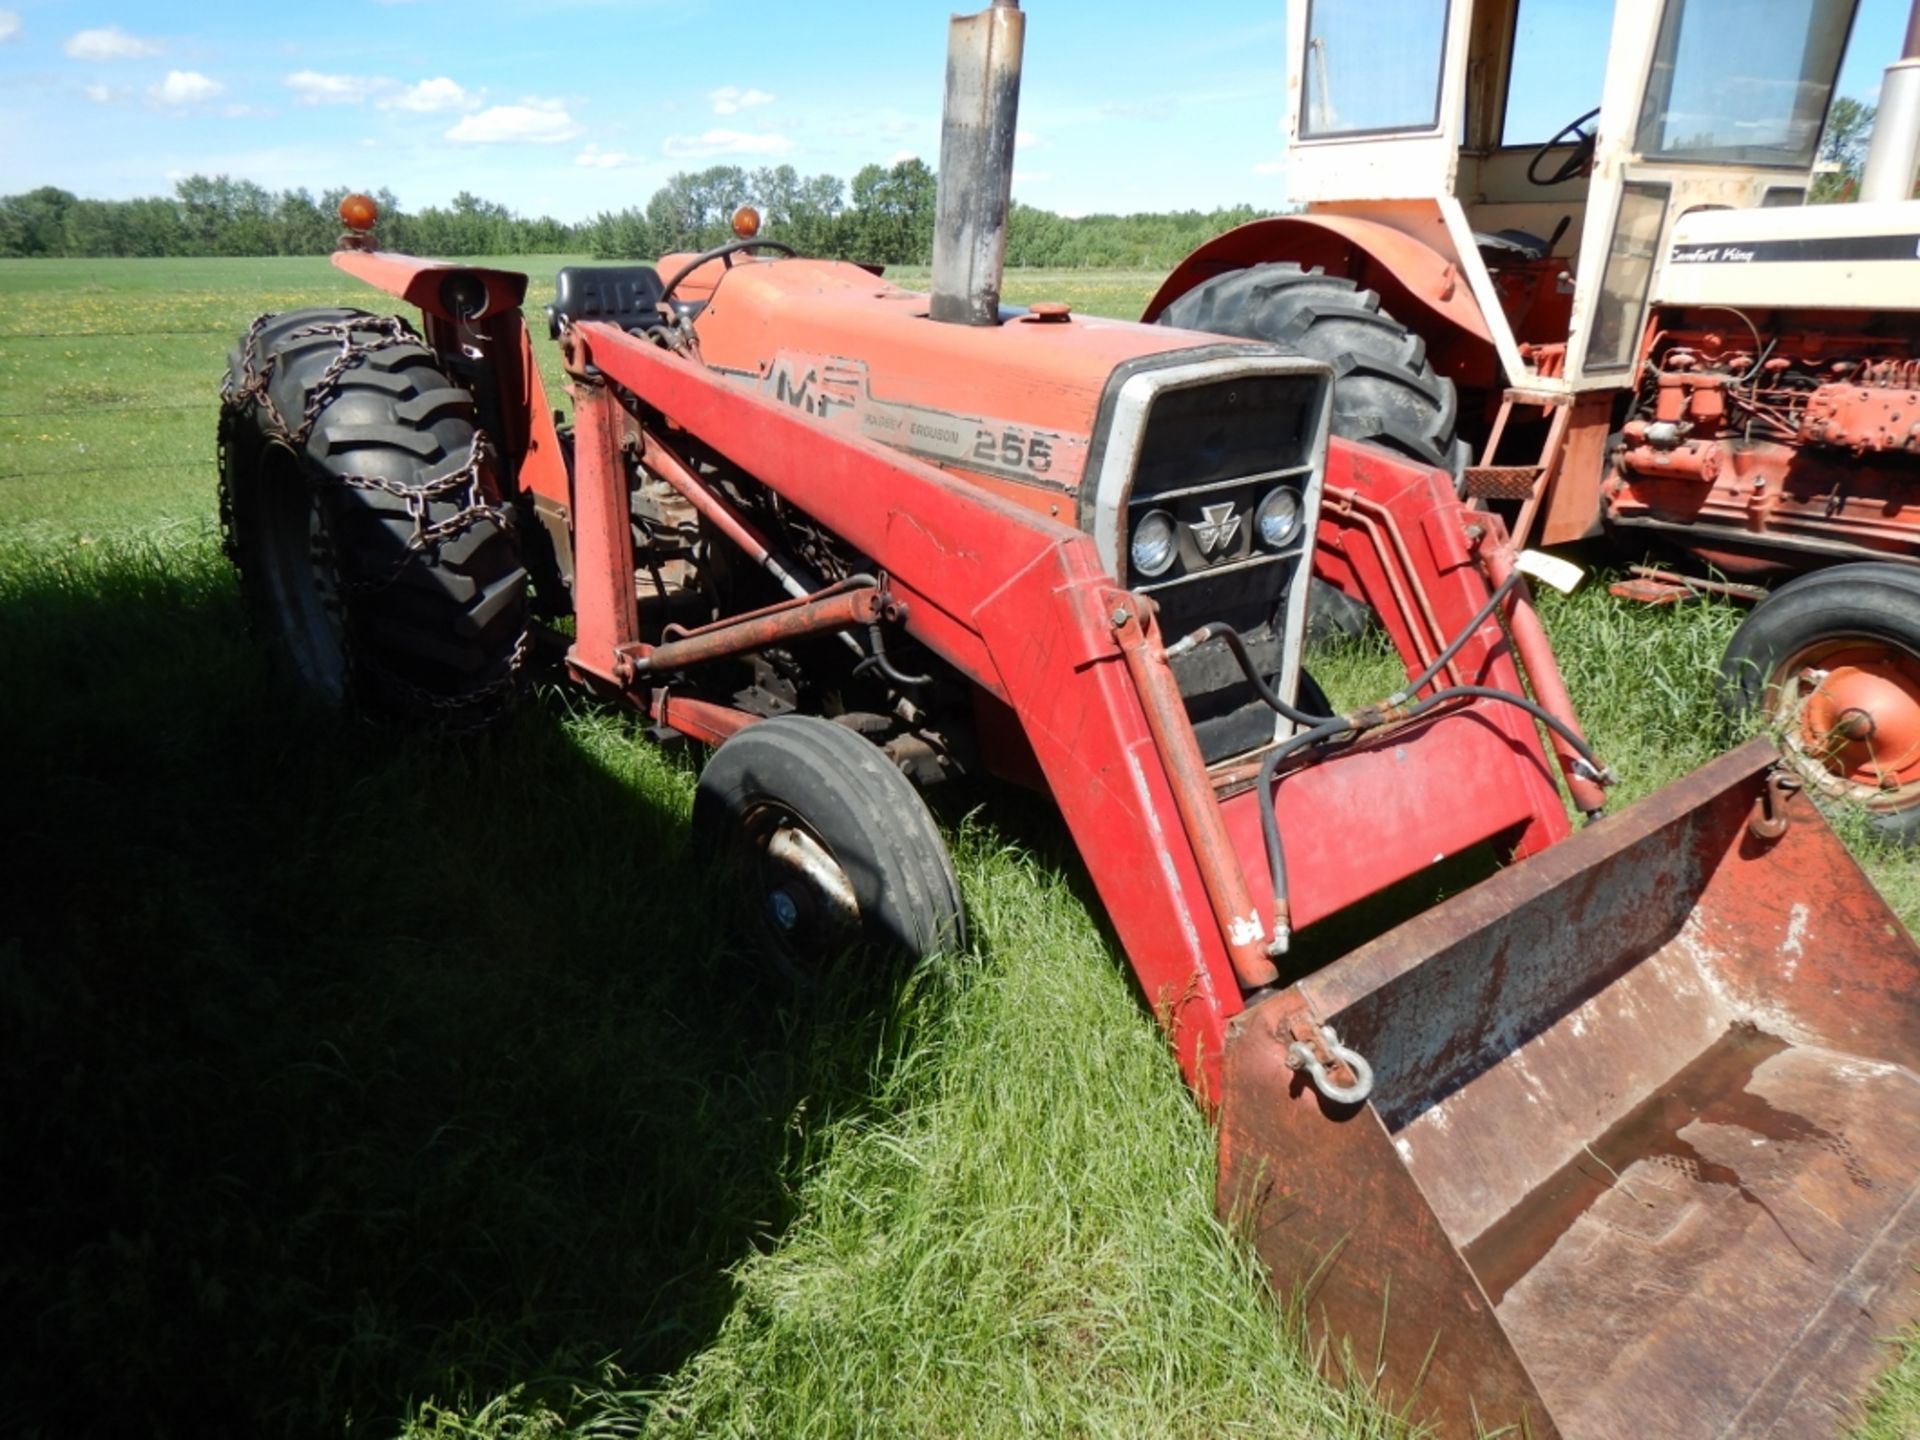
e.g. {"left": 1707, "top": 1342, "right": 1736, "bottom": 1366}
{"left": 1719, "top": 564, "right": 1920, "bottom": 845}
{"left": 693, "top": 716, "right": 966, "bottom": 978}
{"left": 220, "top": 308, "right": 529, "bottom": 721}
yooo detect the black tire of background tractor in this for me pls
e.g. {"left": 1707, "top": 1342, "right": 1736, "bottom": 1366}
{"left": 1295, "top": 668, "right": 1334, "bottom": 721}
{"left": 220, "top": 307, "right": 528, "bottom": 722}
{"left": 1303, "top": 582, "right": 1374, "bottom": 647}
{"left": 1158, "top": 264, "right": 1469, "bottom": 643}
{"left": 693, "top": 716, "right": 966, "bottom": 979}
{"left": 1719, "top": 564, "right": 1920, "bottom": 845}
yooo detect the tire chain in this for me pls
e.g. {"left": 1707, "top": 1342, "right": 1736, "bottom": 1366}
{"left": 219, "top": 312, "right": 530, "bottom": 724}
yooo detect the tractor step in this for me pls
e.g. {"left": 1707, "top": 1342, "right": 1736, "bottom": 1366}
{"left": 1463, "top": 463, "right": 1545, "bottom": 501}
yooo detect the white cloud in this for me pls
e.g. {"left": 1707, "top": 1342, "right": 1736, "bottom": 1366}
{"left": 575, "top": 144, "right": 637, "bottom": 169}
{"left": 709, "top": 85, "right": 773, "bottom": 116}
{"left": 65, "top": 25, "right": 162, "bottom": 60}
{"left": 384, "top": 77, "right": 477, "bottom": 113}
{"left": 663, "top": 128, "right": 793, "bottom": 158}
{"left": 1015, "top": 129, "right": 1042, "bottom": 150}
{"left": 152, "top": 70, "right": 225, "bottom": 106}
{"left": 0, "top": 12, "right": 20, "bottom": 43}
{"left": 83, "top": 82, "right": 119, "bottom": 104}
{"left": 285, "top": 70, "right": 387, "bottom": 106}
{"left": 1251, "top": 157, "right": 1287, "bottom": 176}
{"left": 887, "top": 149, "right": 919, "bottom": 166}
{"left": 446, "top": 101, "right": 580, "bottom": 144}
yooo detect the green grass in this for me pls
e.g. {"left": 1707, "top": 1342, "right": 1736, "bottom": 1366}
{"left": 3, "top": 256, "right": 1916, "bottom": 1440}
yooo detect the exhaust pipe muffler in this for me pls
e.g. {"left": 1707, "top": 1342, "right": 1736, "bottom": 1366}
{"left": 929, "top": 0, "right": 1025, "bottom": 326}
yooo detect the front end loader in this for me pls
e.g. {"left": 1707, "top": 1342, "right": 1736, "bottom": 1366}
{"left": 215, "top": 5, "right": 1920, "bottom": 1434}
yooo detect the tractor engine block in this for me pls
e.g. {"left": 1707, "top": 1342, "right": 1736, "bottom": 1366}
{"left": 1605, "top": 310, "right": 1920, "bottom": 575}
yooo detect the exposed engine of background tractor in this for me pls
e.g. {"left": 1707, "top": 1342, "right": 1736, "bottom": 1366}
{"left": 214, "top": 3, "right": 1920, "bottom": 1436}
{"left": 1610, "top": 319, "right": 1920, "bottom": 566}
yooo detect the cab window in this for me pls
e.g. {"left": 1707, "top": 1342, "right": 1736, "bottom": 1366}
{"left": 1634, "top": 0, "right": 1856, "bottom": 166}
{"left": 1302, "top": 0, "right": 1450, "bottom": 137}
{"left": 1502, "top": 0, "right": 1612, "bottom": 144}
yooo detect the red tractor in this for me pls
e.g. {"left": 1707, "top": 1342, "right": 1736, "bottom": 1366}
{"left": 216, "top": 5, "right": 1920, "bottom": 1435}
{"left": 1146, "top": 0, "right": 1920, "bottom": 841}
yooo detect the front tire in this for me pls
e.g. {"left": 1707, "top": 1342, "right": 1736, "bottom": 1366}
{"left": 693, "top": 716, "right": 966, "bottom": 977}
{"left": 1719, "top": 564, "right": 1920, "bottom": 844}
{"left": 219, "top": 308, "right": 529, "bottom": 721}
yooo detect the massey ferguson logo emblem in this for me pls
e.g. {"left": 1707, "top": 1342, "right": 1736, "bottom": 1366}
{"left": 1191, "top": 502, "right": 1242, "bottom": 556}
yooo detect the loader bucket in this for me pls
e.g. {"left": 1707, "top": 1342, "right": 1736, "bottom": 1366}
{"left": 1220, "top": 738, "right": 1920, "bottom": 1439}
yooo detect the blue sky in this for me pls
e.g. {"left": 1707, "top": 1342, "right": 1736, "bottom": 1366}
{"left": 0, "top": 0, "right": 1904, "bottom": 220}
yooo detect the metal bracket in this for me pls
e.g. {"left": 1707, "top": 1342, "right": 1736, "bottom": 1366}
{"left": 1282, "top": 1021, "right": 1374, "bottom": 1113}
{"left": 1748, "top": 768, "right": 1803, "bottom": 842}
{"left": 1284, "top": 1018, "right": 1375, "bottom": 1106}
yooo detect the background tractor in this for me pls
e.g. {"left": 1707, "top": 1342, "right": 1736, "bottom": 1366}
{"left": 1146, "top": 0, "right": 1920, "bottom": 840}
{"left": 215, "top": 3, "right": 1920, "bottom": 1435}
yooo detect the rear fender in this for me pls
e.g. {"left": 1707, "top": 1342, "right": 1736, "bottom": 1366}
{"left": 329, "top": 249, "right": 568, "bottom": 510}
{"left": 1145, "top": 215, "right": 1500, "bottom": 392}
{"left": 331, "top": 250, "right": 529, "bottom": 324}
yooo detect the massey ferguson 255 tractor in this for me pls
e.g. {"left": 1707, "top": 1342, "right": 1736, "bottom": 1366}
{"left": 1146, "top": 0, "right": 1920, "bottom": 841}
{"left": 217, "top": 4, "right": 1920, "bottom": 1436}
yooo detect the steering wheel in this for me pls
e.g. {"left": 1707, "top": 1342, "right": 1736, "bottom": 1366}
{"left": 659, "top": 238, "right": 799, "bottom": 304}
{"left": 1527, "top": 107, "right": 1601, "bottom": 187}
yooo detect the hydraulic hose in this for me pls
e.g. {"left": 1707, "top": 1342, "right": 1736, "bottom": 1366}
{"left": 1163, "top": 623, "right": 1334, "bottom": 726}
{"left": 1253, "top": 682, "right": 1614, "bottom": 956}
{"left": 1163, "top": 569, "right": 1523, "bottom": 727}
{"left": 1163, "top": 570, "right": 1610, "bottom": 961}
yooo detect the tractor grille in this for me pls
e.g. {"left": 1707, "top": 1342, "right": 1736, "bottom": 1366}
{"left": 1119, "top": 367, "right": 1328, "bottom": 762}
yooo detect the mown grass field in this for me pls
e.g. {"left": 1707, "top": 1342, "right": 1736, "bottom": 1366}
{"left": 2, "top": 255, "right": 1916, "bottom": 1440}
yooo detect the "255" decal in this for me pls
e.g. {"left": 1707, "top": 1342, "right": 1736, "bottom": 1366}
{"left": 972, "top": 427, "right": 1055, "bottom": 475}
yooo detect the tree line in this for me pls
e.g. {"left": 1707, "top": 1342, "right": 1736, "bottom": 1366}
{"left": 0, "top": 163, "right": 1264, "bottom": 271}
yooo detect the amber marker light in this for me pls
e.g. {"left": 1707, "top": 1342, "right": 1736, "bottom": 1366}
{"left": 731, "top": 206, "right": 762, "bottom": 239}
{"left": 339, "top": 193, "right": 379, "bottom": 233}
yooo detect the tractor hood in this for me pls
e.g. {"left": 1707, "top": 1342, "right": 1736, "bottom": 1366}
{"left": 682, "top": 257, "right": 1270, "bottom": 511}
{"left": 1657, "top": 199, "right": 1920, "bottom": 311}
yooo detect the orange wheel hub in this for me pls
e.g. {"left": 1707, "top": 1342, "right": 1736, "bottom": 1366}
{"left": 1776, "top": 638, "right": 1920, "bottom": 810}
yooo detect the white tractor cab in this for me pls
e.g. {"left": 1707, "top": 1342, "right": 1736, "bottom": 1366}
{"left": 1148, "top": 0, "right": 1920, "bottom": 842}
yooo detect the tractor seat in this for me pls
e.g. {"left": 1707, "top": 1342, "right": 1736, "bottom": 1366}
{"left": 548, "top": 264, "right": 668, "bottom": 339}
{"left": 1473, "top": 228, "right": 1553, "bottom": 262}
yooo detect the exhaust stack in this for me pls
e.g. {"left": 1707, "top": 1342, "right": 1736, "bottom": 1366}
{"left": 929, "top": 0, "right": 1025, "bottom": 326}
{"left": 1859, "top": 0, "right": 1920, "bottom": 202}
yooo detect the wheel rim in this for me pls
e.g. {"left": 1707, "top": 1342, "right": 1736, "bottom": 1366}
{"left": 740, "top": 800, "right": 862, "bottom": 964}
{"left": 1769, "top": 635, "right": 1920, "bottom": 815}
{"left": 255, "top": 445, "right": 350, "bottom": 702}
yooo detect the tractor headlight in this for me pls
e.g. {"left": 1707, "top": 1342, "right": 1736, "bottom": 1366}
{"left": 1130, "top": 509, "right": 1179, "bottom": 578}
{"left": 1255, "top": 486, "right": 1303, "bottom": 549}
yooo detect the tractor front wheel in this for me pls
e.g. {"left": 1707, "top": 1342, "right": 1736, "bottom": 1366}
{"left": 693, "top": 716, "right": 966, "bottom": 978}
{"left": 1719, "top": 564, "right": 1920, "bottom": 844}
{"left": 219, "top": 307, "right": 529, "bottom": 722}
